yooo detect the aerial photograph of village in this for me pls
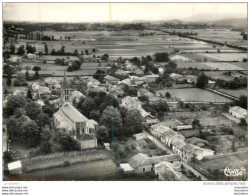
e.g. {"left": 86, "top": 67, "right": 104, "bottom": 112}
{"left": 2, "top": 3, "right": 248, "bottom": 181}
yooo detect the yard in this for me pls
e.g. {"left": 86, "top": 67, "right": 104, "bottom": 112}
{"left": 194, "top": 151, "right": 247, "bottom": 180}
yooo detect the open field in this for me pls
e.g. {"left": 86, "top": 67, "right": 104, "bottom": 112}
{"left": 177, "top": 62, "right": 247, "bottom": 70}
{"left": 203, "top": 71, "right": 235, "bottom": 81}
{"left": 164, "top": 28, "right": 247, "bottom": 48}
{"left": 5, "top": 159, "right": 118, "bottom": 181}
{"left": 20, "top": 62, "right": 105, "bottom": 76}
{"left": 157, "top": 88, "right": 232, "bottom": 103}
{"left": 200, "top": 53, "right": 247, "bottom": 62}
{"left": 218, "top": 88, "right": 247, "bottom": 98}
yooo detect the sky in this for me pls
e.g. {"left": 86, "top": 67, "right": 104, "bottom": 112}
{"left": 3, "top": 3, "right": 248, "bottom": 23}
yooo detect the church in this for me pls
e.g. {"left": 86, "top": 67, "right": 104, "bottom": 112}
{"left": 53, "top": 72, "right": 98, "bottom": 149}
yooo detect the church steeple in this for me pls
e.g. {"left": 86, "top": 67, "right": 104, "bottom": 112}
{"left": 61, "top": 71, "right": 71, "bottom": 104}
{"left": 63, "top": 71, "right": 67, "bottom": 88}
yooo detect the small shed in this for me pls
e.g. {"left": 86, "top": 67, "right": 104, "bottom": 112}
{"left": 120, "top": 163, "right": 134, "bottom": 172}
{"left": 133, "top": 133, "right": 146, "bottom": 141}
{"left": 8, "top": 161, "right": 22, "bottom": 175}
{"left": 104, "top": 143, "right": 110, "bottom": 150}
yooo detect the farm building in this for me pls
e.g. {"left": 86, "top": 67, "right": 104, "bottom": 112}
{"left": 128, "top": 153, "right": 181, "bottom": 173}
{"left": 8, "top": 161, "right": 22, "bottom": 175}
{"left": 229, "top": 106, "right": 247, "bottom": 121}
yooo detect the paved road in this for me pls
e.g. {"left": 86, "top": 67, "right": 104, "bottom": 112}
{"left": 143, "top": 130, "right": 208, "bottom": 181}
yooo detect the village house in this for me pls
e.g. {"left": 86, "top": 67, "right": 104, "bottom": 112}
{"left": 128, "top": 153, "right": 181, "bottom": 173}
{"left": 154, "top": 161, "right": 188, "bottom": 181}
{"left": 150, "top": 123, "right": 171, "bottom": 138}
{"left": 175, "top": 125, "right": 200, "bottom": 138}
{"left": 143, "top": 74, "right": 159, "bottom": 83}
{"left": 104, "top": 75, "right": 120, "bottom": 85}
{"left": 229, "top": 106, "right": 247, "bottom": 121}
{"left": 172, "top": 139, "right": 187, "bottom": 156}
{"left": 207, "top": 80, "right": 216, "bottom": 88}
{"left": 161, "top": 130, "right": 185, "bottom": 147}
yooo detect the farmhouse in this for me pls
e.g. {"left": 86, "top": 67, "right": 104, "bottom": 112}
{"left": 229, "top": 106, "right": 247, "bottom": 121}
{"left": 128, "top": 153, "right": 181, "bottom": 173}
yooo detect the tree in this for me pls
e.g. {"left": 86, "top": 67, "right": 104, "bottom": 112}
{"left": 165, "top": 92, "right": 171, "bottom": 98}
{"left": 192, "top": 119, "right": 201, "bottom": 129}
{"left": 21, "top": 120, "right": 40, "bottom": 147}
{"left": 25, "top": 66, "right": 31, "bottom": 80}
{"left": 85, "top": 49, "right": 89, "bottom": 55}
{"left": 26, "top": 89, "right": 33, "bottom": 100}
{"left": 99, "top": 106, "right": 123, "bottom": 139}
{"left": 26, "top": 44, "right": 36, "bottom": 54}
{"left": 61, "top": 46, "right": 65, "bottom": 54}
{"left": 239, "top": 118, "right": 247, "bottom": 127}
{"left": 124, "top": 109, "right": 144, "bottom": 137}
{"left": 17, "top": 45, "right": 25, "bottom": 55}
{"left": 6, "top": 78, "right": 11, "bottom": 86}
{"left": 89, "top": 110, "right": 101, "bottom": 122}
{"left": 14, "top": 108, "right": 27, "bottom": 118}
{"left": 236, "top": 95, "right": 247, "bottom": 109}
{"left": 41, "top": 125, "right": 52, "bottom": 154}
{"left": 77, "top": 97, "right": 96, "bottom": 118}
{"left": 6, "top": 116, "right": 21, "bottom": 139}
{"left": 196, "top": 74, "right": 208, "bottom": 89}
{"left": 101, "top": 53, "right": 109, "bottom": 61}
{"left": 10, "top": 43, "right": 15, "bottom": 54}
{"left": 44, "top": 44, "right": 48, "bottom": 55}
{"left": 154, "top": 52, "right": 169, "bottom": 62}
{"left": 42, "top": 106, "right": 56, "bottom": 118}
{"left": 96, "top": 126, "right": 109, "bottom": 143}
{"left": 74, "top": 49, "right": 79, "bottom": 56}
{"left": 5, "top": 95, "right": 26, "bottom": 117}
{"left": 24, "top": 101, "right": 42, "bottom": 120}
{"left": 56, "top": 131, "right": 79, "bottom": 151}
{"left": 33, "top": 66, "right": 41, "bottom": 78}
{"left": 13, "top": 73, "right": 27, "bottom": 86}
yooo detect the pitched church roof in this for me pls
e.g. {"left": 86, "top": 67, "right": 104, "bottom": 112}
{"left": 60, "top": 103, "right": 88, "bottom": 123}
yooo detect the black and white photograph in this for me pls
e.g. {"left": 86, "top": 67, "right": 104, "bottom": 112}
{"left": 1, "top": 2, "right": 248, "bottom": 185}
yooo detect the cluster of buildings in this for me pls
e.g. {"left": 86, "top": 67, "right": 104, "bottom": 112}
{"left": 150, "top": 121, "right": 214, "bottom": 162}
